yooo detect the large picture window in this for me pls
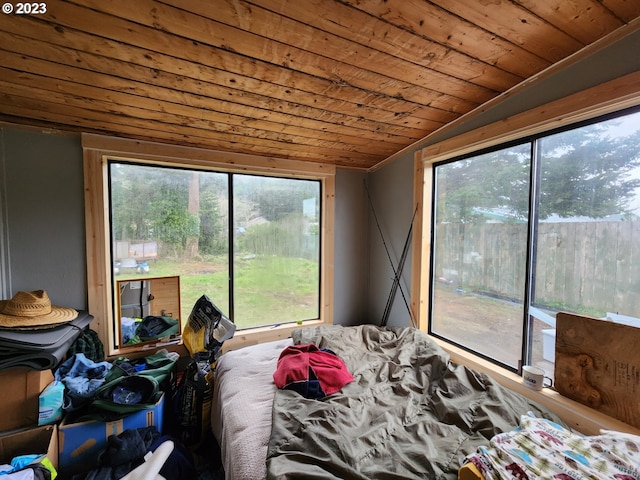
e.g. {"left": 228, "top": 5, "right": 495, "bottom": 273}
{"left": 431, "top": 143, "right": 531, "bottom": 367}
{"left": 428, "top": 107, "right": 640, "bottom": 375}
{"left": 232, "top": 174, "right": 321, "bottom": 327}
{"left": 83, "top": 136, "right": 334, "bottom": 355}
{"left": 110, "top": 163, "right": 321, "bottom": 333}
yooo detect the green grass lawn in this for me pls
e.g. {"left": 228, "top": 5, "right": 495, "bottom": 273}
{"left": 117, "top": 255, "right": 319, "bottom": 329}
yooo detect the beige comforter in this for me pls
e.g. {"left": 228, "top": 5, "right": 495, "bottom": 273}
{"left": 267, "top": 325, "right": 563, "bottom": 480}
{"left": 212, "top": 338, "right": 293, "bottom": 480}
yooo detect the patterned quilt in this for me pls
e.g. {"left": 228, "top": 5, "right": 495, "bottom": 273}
{"left": 465, "top": 413, "right": 640, "bottom": 480}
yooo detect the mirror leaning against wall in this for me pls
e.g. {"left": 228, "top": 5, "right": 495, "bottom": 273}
{"left": 116, "top": 276, "right": 182, "bottom": 349}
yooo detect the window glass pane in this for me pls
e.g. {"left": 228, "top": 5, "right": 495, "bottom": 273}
{"left": 431, "top": 144, "right": 531, "bottom": 368}
{"left": 530, "top": 110, "right": 640, "bottom": 373}
{"left": 233, "top": 175, "right": 321, "bottom": 329}
{"left": 110, "top": 163, "right": 229, "bottom": 345}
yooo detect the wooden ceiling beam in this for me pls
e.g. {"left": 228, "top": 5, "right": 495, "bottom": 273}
{"left": 0, "top": 43, "right": 422, "bottom": 145}
{"left": 68, "top": 0, "right": 495, "bottom": 106}
{"left": 0, "top": 97, "right": 382, "bottom": 168}
{"left": 176, "top": 0, "right": 524, "bottom": 92}
{"left": 438, "top": 0, "right": 585, "bottom": 63}
{"left": 600, "top": 0, "right": 640, "bottom": 21}
{"left": 339, "top": 0, "right": 553, "bottom": 78}
{"left": 0, "top": 70, "right": 412, "bottom": 154}
{"left": 0, "top": 0, "right": 637, "bottom": 168}
{"left": 37, "top": 1, "right": 477, "bottom": 117}
{"left": 517, "top": 0, "right": 626, "bottom": 44}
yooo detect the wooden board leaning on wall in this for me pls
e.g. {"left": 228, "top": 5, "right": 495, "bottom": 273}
{"left": 555, "top": 312, "right": 640, "bottom": 429}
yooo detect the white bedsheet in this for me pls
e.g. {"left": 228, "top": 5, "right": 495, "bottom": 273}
{"left": 211, "top": 338, "right": 292, "bottom": 480}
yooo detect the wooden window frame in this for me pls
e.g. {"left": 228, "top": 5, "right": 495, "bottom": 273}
{"left": 83, "top": 134, "right": 336, "bottom": 357}
{"left": 411, "top": 71, "right": 640, "bottom": 435}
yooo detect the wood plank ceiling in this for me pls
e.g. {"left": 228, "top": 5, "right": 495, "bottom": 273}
{"left": 0, "top": 1, "right": 639, "bottom": 170}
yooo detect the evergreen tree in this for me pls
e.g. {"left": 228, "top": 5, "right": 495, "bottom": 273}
{"left": 437, "top": 119, "right": 640, "bottom": 223}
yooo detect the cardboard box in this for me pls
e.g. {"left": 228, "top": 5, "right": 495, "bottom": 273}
{"left": 0, "top": 367, "right": 54, "bottom": 432}
{"left": 0, "top": 425, "right": 58, "bottom": 471}
{"left": 58, "top": 393, "right": 165, "bottom": 477}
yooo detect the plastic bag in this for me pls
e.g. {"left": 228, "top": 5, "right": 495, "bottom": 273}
{"left": 38, "top": 380, "right": 65, "bottom": 425}
{"left": 171, "top": 295, "right": 235, "bottom": 448}
{"left": 182, "top": 295, "right": 235, "bottom": 357}
{"left": 169, "top": 358, "right": 213, "bottom": 449}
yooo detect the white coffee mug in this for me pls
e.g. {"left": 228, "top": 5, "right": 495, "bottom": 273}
{"left": 522, "top": 365, "right": 552, "bottom": 390}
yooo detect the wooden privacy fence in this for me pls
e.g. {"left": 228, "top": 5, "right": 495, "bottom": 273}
{"left": 435, "top": 220, "right": 640, "bottom": 315}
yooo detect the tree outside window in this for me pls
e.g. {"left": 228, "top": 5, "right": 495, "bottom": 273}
{"left": 430, "top": 109, "right": 640, "bottom": 372}
{"left": 110, "top": 163, "right": 321, "bottom": 340}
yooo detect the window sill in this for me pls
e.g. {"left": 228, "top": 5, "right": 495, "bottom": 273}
{"left": 430, "top": 336, "right": 640, "bottom": 436}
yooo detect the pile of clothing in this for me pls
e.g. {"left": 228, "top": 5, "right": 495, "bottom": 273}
{"left": 464, "top": 412, "right": 640, "bottom": 480}
{"left": 120, "top": 315, "right": 179, "bottom": 346}
{"left": 0, "top": 454, "right": 57, "bottom": 480}
{"left": 273, "top": 343, "right": 353, "bottom": 400}
{"left": 73, "top": 426, "right": 196, "bottom": 480}
{"left": 54, "top": 349, "right": 179, "bottom": 423}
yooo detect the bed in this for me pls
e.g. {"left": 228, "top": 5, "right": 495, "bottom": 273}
{"left": 211, "top": 324, "right": 570, "bottom": 480}
{"left": 212, "top": 336, "right": 293, "bottom": 480}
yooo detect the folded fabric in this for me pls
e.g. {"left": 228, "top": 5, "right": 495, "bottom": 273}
{"left": 81, "top": 427, "right": 161, "bottom": 480}
{"left": 464, "top": 412, "right": 640, "bottom": 480}
{"left": 273, "top": 344, "right": 353, "bottom": 399}
{"left": 102, "top": 428, "right": 154, "bottom": 467}
{"left": 104, "top": 349, "right": 178, "bottom": 385}
{"left": 120, "top": 317, "right": 140, "bottom": 345}
{"left": 0, "top": 311, "right": 92, "bottom": 370}
{"left": 55, "top": 353, "right": 113, "bottom": 412}
{"left": 66, "top": 327, "right": 104, "bottom": 363}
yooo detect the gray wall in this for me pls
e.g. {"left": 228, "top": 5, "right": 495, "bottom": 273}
{"left": 368, "top": 28, "right": 640, "bottom": 327}
{"left": 333, "top": 169, "right": 369, "bottom": 326}
{"left": 0, "top": 127, "right": 86, "bottom": 310}
{"left": 366, "top": 153, "right": 415, "bottom": 327}
{"left": 0, "top": 127, "right": 369, "bottom": 325}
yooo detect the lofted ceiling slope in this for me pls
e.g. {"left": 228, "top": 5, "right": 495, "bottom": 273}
{"left": 0, "top": 0, "right": 639, "bottom": 170}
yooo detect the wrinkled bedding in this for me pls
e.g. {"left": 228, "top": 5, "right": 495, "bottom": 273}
{"left": 267, "top": 325, "right": 565, "bottom": 480}
{"left": 212, "top": 338, "right": 293, "bottom": 480}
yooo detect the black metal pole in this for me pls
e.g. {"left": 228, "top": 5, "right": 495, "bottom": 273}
{"left": 364, "top": 180, "right": 417, "bottom": 327}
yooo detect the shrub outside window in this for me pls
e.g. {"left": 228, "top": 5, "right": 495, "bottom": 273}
{"left": 110, "top": 162, "right": 321, "bottom": 341}
{"left": 83, "top": 135, "right": 335, "bottom": 356}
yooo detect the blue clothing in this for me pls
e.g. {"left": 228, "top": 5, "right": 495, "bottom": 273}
{"left": 55, "top": 353, "right": 113, "bottom": 410}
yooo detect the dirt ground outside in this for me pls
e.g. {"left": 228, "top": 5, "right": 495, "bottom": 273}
{"left": 432, "top": 283, "right": 553, "bottom": 375}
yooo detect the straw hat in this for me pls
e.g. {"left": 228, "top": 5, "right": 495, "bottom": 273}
{"left": 0, "top": 290, "right": 78, "bottom": 329}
